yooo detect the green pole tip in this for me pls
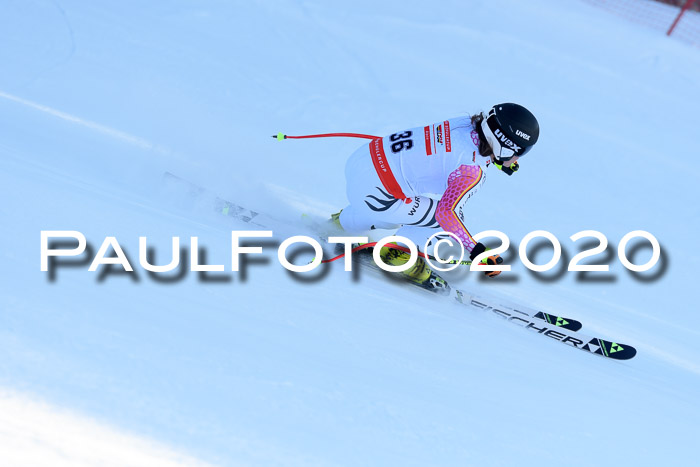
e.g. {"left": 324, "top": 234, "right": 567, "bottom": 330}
{"left": 276, "top": 132, "right": 286, "bottom": 141}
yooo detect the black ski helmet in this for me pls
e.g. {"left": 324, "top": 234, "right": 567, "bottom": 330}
{"left": 480, "top": 103, "right": 540, "bottom": 162}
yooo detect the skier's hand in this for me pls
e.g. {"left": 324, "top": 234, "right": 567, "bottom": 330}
{"left": 469, "top": 243, "right": 504, "bottom": 277}
{"left": 482, "top": 254, "right": 504, "bottom": 278}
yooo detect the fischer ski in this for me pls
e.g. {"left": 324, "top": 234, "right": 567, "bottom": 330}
{"left": 160, "top": 171, "right": 633, "bottom": 360}
{"left": 349, "top": 247, "right": 631, "bottom": 359}
{"left": 349, "top": 246, "right": 582, "bottom": 332}
{"left": 453, "top": 289, "right": 636, "bottom": 360}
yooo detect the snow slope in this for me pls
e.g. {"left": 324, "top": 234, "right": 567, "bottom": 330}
{"left": 0, "top": 388, "right": 214, "bottom": 467}
{"left": 1, "top": 0, "right": 699, "bottom": 465}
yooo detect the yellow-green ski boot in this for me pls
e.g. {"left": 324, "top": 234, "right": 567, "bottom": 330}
{"left": 379, "top": 245, "right": 449, "bottom": 294}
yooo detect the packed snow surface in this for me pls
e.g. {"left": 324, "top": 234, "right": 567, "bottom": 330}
{"left": 1, "top": 0, "right": 699, "bottom": 465}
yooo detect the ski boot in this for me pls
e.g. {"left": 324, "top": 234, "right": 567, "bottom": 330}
{"left": 379, "top": 245, "right": 450, "bottom": 294}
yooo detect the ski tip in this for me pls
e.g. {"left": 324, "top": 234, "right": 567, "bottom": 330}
{"left": 271, "top": 132, "right": 286, "bottom": 141}
{"left": 614, "top": 345, "right": 637, "bottom": 360}
{"left": 599, "top": 339, "right": 637, "bottom": 361}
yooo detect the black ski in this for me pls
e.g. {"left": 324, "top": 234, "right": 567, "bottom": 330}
{"left": 352, "top": 246, "right": 632, "bottom": 360}
{"left": 350, "top": 247, "right": 582, "bottom": 332}
{"left": 161, "top": 171, "right": 635, "bottom": 361}
{"left": 453, "top": 290, "right": 636, "bottom": 360}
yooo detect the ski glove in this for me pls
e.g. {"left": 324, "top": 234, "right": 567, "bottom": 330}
{"left": 469, "top": 242, "right": 504, "bottom": 278}
{"left": 482, "top": 254, "right": 504, "bottom": 278}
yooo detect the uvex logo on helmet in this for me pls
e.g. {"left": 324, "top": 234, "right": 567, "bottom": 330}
{"left": 494, "top": 128, "right": 522, "bottom": 153}
{"left": 516, "top": 129, "right": 531, "bottom": 141}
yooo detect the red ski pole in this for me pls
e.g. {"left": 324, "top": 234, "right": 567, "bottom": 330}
{"left": 272, "top": 132, "right": 379, "bottom": 141}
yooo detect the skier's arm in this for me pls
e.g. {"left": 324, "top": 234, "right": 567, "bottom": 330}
{"left": 435, "top": 165, "right": 503, "bottom": 277}
{"left": 435, "top": 164, "right": 504, "bottom": 276}
{"left": 435, "top": 164, "right": 483, "bottom": 255}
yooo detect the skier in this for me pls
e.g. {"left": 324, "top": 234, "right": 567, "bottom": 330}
{"left": 332, "top": 103, "right": 540, "bottom": 287}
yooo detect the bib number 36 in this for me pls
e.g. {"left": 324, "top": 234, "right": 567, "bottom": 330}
{"left": 389, "top": 131, "right": 413, "bottom": 153}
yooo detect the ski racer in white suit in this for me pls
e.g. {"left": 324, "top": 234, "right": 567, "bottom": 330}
{"left": 337, "top": 103, "right": 540, "bottom": 284}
